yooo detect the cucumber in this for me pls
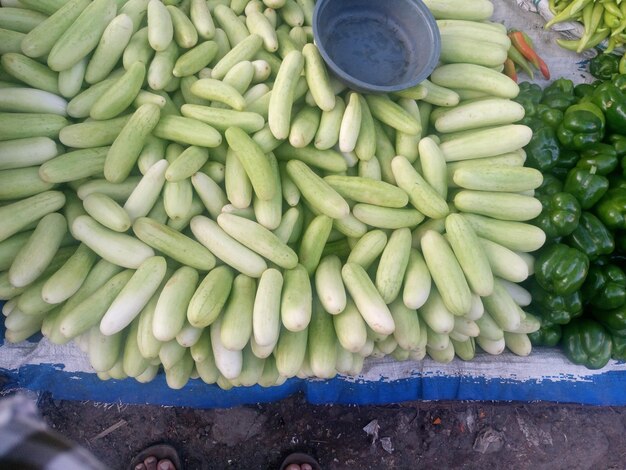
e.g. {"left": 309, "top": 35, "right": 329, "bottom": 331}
{"left": 153, "top": 115, "right": 222, "bottom": 148}
{"left": 0, "top": 113, "right": 68, "bottom": 141}
{"left": 308, "top": 297, "right": 338, "bottom": 379}
{"left": 88, "top": 325, "right": 125, "bottom": 373}
{"left": 123, "top": 318, "right": 150, "bottom": 378}
{"left": 419, "top": 288, "right": 455, "bottom": 335}
{"left": 389, "top": 297, "right": 421, "bottom": 351}
{"left": 190, "top": 0, "right": 216, "bottom": 39}
{"left": 85, "top": 14, "right": 135, "bottom": 84}
{"left": 333, "top": 298, "right": 367, "bottom": 353}
{"left": 440, "top": 36, "right": 508, "bottom": 68}
{"left": 165, "top": 350, "right": 194, "bottom": 389}
{"left": 476, "top": 336, "right": 506, "bottom": 355}
{"left": 481, "top": 278, "right": 523, "bottom": 333}
{"left": 365, "top": 94, "right": 421, "bottom": 135}
{"left": 375, "top": 228, "right": 412, "bottom": 304}
{"left": 315, "top": 255, "right": 346, "bottom": 314}
{"left": 435, "top": 98, "right": 525, "bottom": 133}
{"left": 439, "top": 125, "right": 532, "bottom": 162}
{"left": 99, "top": 256, "right": 167, "bottom": 336}
{"left": 153, "top": 266, "right": 199, "bottom": 342}
{"left": 324, "top": 176, "right": 408, "bottom": 208}
{"left": 479, "top": 237, "right": 529, "bottom": 283}
{"left": 42, "top": 244, "right": 97, "bottom": 305}
{"left": 286, "top": 160, "right": 349, "bottom": 219}
{"left": 59, "top": 116, "right": 131, "bottom": 149}
{"left": 210, "top": 318, "right": 243, "bottom": 379}
{"left": 59, "top": 270, "right": 134, "bottom": 339}
{"left": 420, "top": 230, "right": 472, "bottom": 316}
{"left": 268, "top": 50, "right": 304, "bottom": 139}
{"left": 220, "top": 274, "right": 256, "bottom": 351}
{"left": 190, "top": 216, "right": 268, "bottom": 277}
{"left": 187, "top": 265, "right": 234, "bottom": 328}
{"left": 47, "top": 0, "right": 118, "bottom": 72}
{"left": 124, "top": 160, "right": 168, "bottom": 222}
{"left": 391, "top": 156, "right": 449, "bottom": 219}
{"left": 133, "top": 217, "right": 216, "bottom": 271}
{"left": 402, "top": 249, "right": 432, "bottom": 310}
{"left": 346, "top": 229, "right": 387, "bottom": 270}
{"left": 464, "top": 213, "right": 546, "bottom": 253}
{"left": 148, "top": 0, "right": 174, "bottom": 52}
{"left": 105, "top": 103, "right": 161, "bottom": 184}
{"left": 39, "top": 146, "right": 109, "bottom": 184}
{"left": 341, "top": 263, "right": 395, "bottom": 335}
{"left": 453, "top": 165, "right": 543, "bottom": 192}
{"left": 0, "top": 137, "right": 58, "bottom": 170}
{"left": 168, "top": 4, "right": 199, "bottom": 49}
{"left": 225, "top": 126, "right": 276, "bottom": 201}
{"left": 181, "top": 104, "right": 264, "bottom": 133}
{"left": 252, "top": 268, "right": 283, "bottom": 347}
{"left": 424, "top": 0, "right": 494, "bottom": 20}
{"left": 72, "top": 215, "right": 155, "bottom": 269}
{"left": 445, "top": 213, "right": 493, "bottom": 296}
{"left": 454, "top": 190, "right": 543, "bottom": 222}
{"left": 137, "top": 293, "right": 163, "bottom": 359}
{"left": 431, "top": 64, "right": 519, "bottom": 99}
{"left": 83, "top": 193, "right": 131, "bottom": 233}
{"left": 275, "top": 144, "right": 348, "bottom": 173}
{"left": 0, "top": 167, "right": 55, "bottom": 201}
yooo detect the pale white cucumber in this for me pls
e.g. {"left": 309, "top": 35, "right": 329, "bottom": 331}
{"left": 99, "top": 256, "right": 167, "bottom": 336}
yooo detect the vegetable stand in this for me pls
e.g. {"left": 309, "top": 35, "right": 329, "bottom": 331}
{"left": 2, "top": 0, "right": 626, "bottom": 406}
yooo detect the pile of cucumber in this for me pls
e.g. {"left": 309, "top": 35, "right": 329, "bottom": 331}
{"left": 0, "top": 0, "right": 546, "bottom": 389}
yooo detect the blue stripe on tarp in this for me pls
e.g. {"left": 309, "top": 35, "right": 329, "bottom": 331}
{"left": 3, "top": 306, "right": 626, "bottom": 407}
{"left": 2, "top": 361, "right": 626, "bottom": 407}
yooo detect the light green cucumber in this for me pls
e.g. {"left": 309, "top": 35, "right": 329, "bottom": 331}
{"left": 187, "top": 265, "right": 234, "bottom": 327}
{"left": 153, "top": 266, "right": 199, "bottom": 341}
{"left": 308, "top": 297, "right": 338, "bottom": 379}
{"left": 220, "top": 274, "right": 256, "bottom": 351}
{"left": 252, "top": 268, "right": 284, "bottom": 348}
{"left": 85, "top": 14, "right": 135, "bottom": 84}
{"left": 153, "top": 115, "right": 223, "bottom": 147}
{"left": 315, "top": 255, "right": 346, "bottom": 315}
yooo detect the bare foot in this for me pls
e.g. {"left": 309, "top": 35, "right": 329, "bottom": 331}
{"left": 135, "top": 456, "right": 177, "bottom": 470}
{"left": 284, "top": 465, "right": 314, "bottom": 470}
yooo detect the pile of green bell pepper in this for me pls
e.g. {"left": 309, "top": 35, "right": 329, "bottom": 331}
{"left": 519, "top": 74, "right": 626, "bottom": 368}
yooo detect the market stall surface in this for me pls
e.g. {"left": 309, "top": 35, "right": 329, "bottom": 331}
{"left": 31, "top": 392, "right": 626, "bottom": 470}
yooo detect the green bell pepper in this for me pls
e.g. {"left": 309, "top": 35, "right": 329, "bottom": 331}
{"left": 514, "top": 82, "right": 543, "bottom": 117}
{"left": 576, "top": 143, "right": 619, "bottom": 175}
{"left": 574, "top": 83, "right": 598, "bottom": 100}
{"left": 541, "top": 78, "right": 577, "bottom": 111}
{"left": 592, "top": 303, "right": 626, "bottom": 336}
{"left": 611, "top": 333, "right": 626, "bottom": 361}
{"left": 537, "top": 104, "right": 564, "bottom": 129}
{"left": 563, "top": 167, "right": 610, "bottom": 209}
{"left": 557, "top": 102, "right": 606, "bottom": 151}
{"left": 589, "top": 53, "right": 620, "bottom": 80}
{"left": 582, "top": 264, "right": 626, "bottom": 310}
{"left": 535, "top": 243, "right": 590, "bottom": 295}
{"left": 595, "top": 187, "right": 626, "bottom": 230}
{"left": 523, "top": 121, "right": 562, "bottom": 172}
{"left": 562, "top": 318, "right": 612, "bottom": 369}
{"left": 536, "top": 174, "right": 564, "bottom": 196}
{"left": 567, "top": 212, "right": 615, "bottom": 260}
{"left": 608, "top": 134, "right": 626, "bottom": 158}
{"left": 529, "top": 279, "right": 583, "bottom": 325}
{"left": 591, "top": 81, "right": 626, "bottom": 134}
{"left": 528, "top": 323, "right": 562, "bottom": 347}
{"left": 533, "top": 192, "right": 581, "bottom": 238}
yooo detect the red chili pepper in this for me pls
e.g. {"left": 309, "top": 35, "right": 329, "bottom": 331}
{"left": 509, "top": 30, "right": 551, "bottom": 80}
{"left": 503, "top": 57, "right": 518, "bottom": 82}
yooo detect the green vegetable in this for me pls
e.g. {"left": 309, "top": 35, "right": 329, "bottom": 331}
{"left": 514, "top": 81, "right": 543, "bottom": 117}
{"left": 557, "top": 102, "right": 605, "bottom": 151}
{"left": 533, "top": 192, "right": 581, "bottom": 238}
{"left": 592, "top": 304, "right": 626, "bottom": 336}
{"left": 540, "top": 78, "right": 577, "bottom": 111}
{"left": 576, "top": 143, "right": 619, "bottom": 175}
{"left": 529, "top": 279, "right": 583, "bottom": 326}
{"left": 611, "top": 333, "right": 626, "bottom": 361}
{"left": 528, "top": 323, "right": 562, "bottom": 347}
{"left": 523, "top": 119, "right": 561, "bottom": 172}
{"left": 589, "top": 53, "right": 620, "bottom": 80}
{"left": 537, "top": 104, "right": 563, "bottom": 129}
{"left": 582, "top": 264, "right": 626, "bottom": 311}
{"left": 567, "top": 212, "right": 615, "bottom": 260}
{"left": 535, "top": 243, "right": 589, "bottom": 296}
{"left": 563, "top": 167, "right": 609, "bottom": 209}
{"left": 595, "top": 187, "right": 626, "bottom": 230}
{"left": 608, "top": 134, "right": 626, "bottom": 158}
{"left": 562, "top": 318, "right": 612, "bottom": 369}
{"left": 592, "top": 80, "right": 626, "bottom": 134}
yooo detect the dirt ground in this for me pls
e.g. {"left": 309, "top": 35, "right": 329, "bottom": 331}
{"left": 33, "top": 393, "right": 626, "bottom": 470}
